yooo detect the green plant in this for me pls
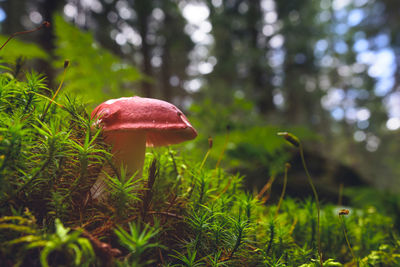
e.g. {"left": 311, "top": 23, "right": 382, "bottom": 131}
{"left": 361, "top": 243, "right": 400, "bottom": 266}
{"left": 278, "top": 132, "right": 322, "bottom": 266}
{"left": 114, "top": 222, "right": 164, "bottom": 266}
{"left": 206, "top": 250, "right": 230, "bottom": 266}
{"left": 35, "top": 219, "right": 95, "bottom": 267}
{"left": 275, "top": 162, "right": 290, "bottom": 218}
{"left": 227, "top": 212, "right": 249, "bottom": 260}
{"left": 105, "top": 166, "right": 144, "bottom": 218}
{"left": 170, "top": 248, "right": 204, "bottom": 267}
{"left": 68, "top": 126, "right": 106, "bottom": 193}
{"left": 0, "top": 213, "right": 94, "bottom": 267}
{"left": 186, "top": 206, "right": 215, "bottom": 251}
{"left": 338, "top": 209, "right": 357, "bottom": 265}
{"left": 41, "top": 60, "right": 69, "bottom": 121}
{"left": 299, "top": 258, "right": 342, "bottom": 267}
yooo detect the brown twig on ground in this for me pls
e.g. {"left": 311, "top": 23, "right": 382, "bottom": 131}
{"left": 141, "top": 158, "right": 158, "bottom": 220}
{"left": 256, "top": 175, "right": 276, "bottom": 203}
{"left": 147, "top": 211, "right": 184, "bottom": 220}
{"left": 79, "top": 229, "right": 122, "bottom": 267}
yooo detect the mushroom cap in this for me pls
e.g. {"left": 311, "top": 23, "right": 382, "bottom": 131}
{"left": 91, "top": 96, "right": 198, "bottom": 147}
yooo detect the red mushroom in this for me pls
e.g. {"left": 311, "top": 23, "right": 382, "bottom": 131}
{"left": 91, "top": 96, "right": 197, "bottom": 199}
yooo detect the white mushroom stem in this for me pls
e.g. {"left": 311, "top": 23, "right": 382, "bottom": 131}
{"left": 106, "top": 131, "right": 146, "bottom": 177}
{"left": 91, "top": 131, "right": 146, "bottom": 200}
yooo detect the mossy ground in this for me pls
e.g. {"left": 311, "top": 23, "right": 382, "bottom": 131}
{"left": 0, "top": 71, "right": 399, "bottom": 267}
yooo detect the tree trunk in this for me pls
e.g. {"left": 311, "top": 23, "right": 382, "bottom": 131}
{"left": 2, "top": 0, "right": 25, "bottom": 35}
{"left": 248, "top": 0, "right": 275, "bottom": 115}
{"left": 285, "top": 71, "right": 302, "bottom": 124}
{"left": 161, "top": 8, "right": 172, "bottom": 102}
{"left": 37, "top": 0, "right": 61, "bottom": 89}
{"left": 135, "top": 1, "right": 153, "bottom": 98}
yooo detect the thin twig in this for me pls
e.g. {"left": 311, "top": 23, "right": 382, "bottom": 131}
{"left": 274, "top": 163, "right": 290, "bottom": 219}
{"left": 215, "top": 126, "right": 230, "bottom": 169}
{"left": 41, "top": 60, "right": 69, "bottom": 121}
{"left": 147, "top": 211, "right": 184, "bottom": 220}
{"left": 0, "top": 21, "right": 50, "bottom": 51}
{"left": 339, "top": 212, "right": 357, "bottom": 266}
{"left": 299, "top": 144, "right": 322, "bottom": 267}
{"left": 141, "top": 159, "right": 158, "bottom": 219}
{"left": 256, "top": 175, "right": 276, "bottom": 201}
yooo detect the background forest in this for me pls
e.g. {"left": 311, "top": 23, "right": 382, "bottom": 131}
{"left": 2, "top": 0, "right": 400, "bottom": 192}
{"left": 1, "top": 0, "right": 400, "bottom": 266}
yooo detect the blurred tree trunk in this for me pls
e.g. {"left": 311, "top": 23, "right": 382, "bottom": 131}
{"left": 158, "top": 1, "right": 194, "bottom": 103}
{"left": 36, "top": 0, "right": 62, "bottom": 88}
{"left": 134, "top": 1, "right": 153, "bottom": 98}
{"left": 3, "top": 0, "right": 25, "bottom": 35}
{"left": 92, "top": 3, "right": 123, "bottom": 57}
{"left": 207, "top": 0, "right": 276, "bottom": 113}
{"left": 247, "top": 0, "right": 275, "bottom": 115}
{"left": 275, "top": 0, "right": 321, "bottom": 124}
{"left": 161, "top": 33, "right": 172, "bottom": 101}
{"left": 3, "top": 0, "right": 60, "bottom": 87}
{"left": 286, "top": 83, "right": 302, "bottom": 123}
{"left": 207, "top": 1, "right": 236, "bottom": 91}
{"left": 160, "top": 1, "right": 172, "bottom": 102}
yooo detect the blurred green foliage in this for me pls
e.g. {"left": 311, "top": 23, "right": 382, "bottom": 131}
{"left": 53, "top": 14, "right": 141, "bottom": 104}
{"left": 188, "top": 94, "right": 318, "bottom": 176}
{"left": 0, "top": 35, "right": 48, "bottom": 61}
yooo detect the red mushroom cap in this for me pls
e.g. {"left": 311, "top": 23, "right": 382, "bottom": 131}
{"left": 92, "top": 96, "right": 198, "bottom": 147}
